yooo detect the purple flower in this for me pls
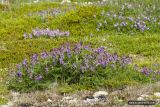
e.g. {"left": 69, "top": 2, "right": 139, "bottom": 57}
{"left": 121, "top": 56, "right": 132, "bottom": 66}
{"left": 17, "top": 71, "right": 22, "bottom": 77}
{"left": 31, "top": 54, "right": 38, "bottom": 65}
{"left": 128, "top": 17, "right": 134, "bottom": 21}
{"left": 22, "top": 59, "right": 27, "bottom": 66}
{"left": 120, "top": 22, "right": 127, "bottom": 26}
{"left": 101, "top": 61, "right": 106, "bottom": 68}
{"left": 59, "top": 55, "right": 64, "bottom": 65}
{"left": 112, "top": 53, "right": 118, "bottom": 61}
{"left": 29, "top": 34, "right": 33, "bottom": 39}
{"left": 97, "top": 47, "right": 104, "bottom": 54}
{"left": 52, "top": 53, "right": 56, "bottom": 64}
{"left": 66, "top": 46, "right": 71, "bottom": 58}
{"left": 84, "top": 45, "right": 90, "bottom": 50}
{"left": 41, "top": 51, "right": 48, "bottom": 59}
{"left": 32, "top": 54, "right": 38, "bottom": 60}
{"left": 141, "top": 67, "right": 150, "bottom": 75}
{"left": 65, "top": 31, "right": 70, "bottom": 37}
{"left": 35, "top": 75, "right": 43, "bottom": 81}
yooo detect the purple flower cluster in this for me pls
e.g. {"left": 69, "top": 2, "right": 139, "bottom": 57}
{"left": 28, "top": 6, "right": 76, "bottom": 18}
{"left": 96, "top": 9, "right": 160, "bottom": 33}
{"left": 28, "top": 8, "right": 62, "bottom": 17}
{"left": 14, "top": 42, "right": 160, "bottom": 84}
{"left": 15, "top": 42, "right": 134, "bottom": 81}
{"left": 133, "top": 64, "right": 160, "bottom": 78}
{"left": 23, "top": 28, "right": 70, "bottom": 39}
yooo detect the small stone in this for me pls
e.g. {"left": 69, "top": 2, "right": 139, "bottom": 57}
{"left": 7, "top": 102, "right": 13, "bottom": 106}
{"left": 62, "top": 96, "right": 73, "bottom": 101}
{"left": 137, "top": 97, "right": 144, "bottom": 101}
{"left": 97, "top": 95, "right": 106, "bottom": 101}
{"left": 93, "top": 91, "right": 108, "bottom": 98}
{"left": 18, "top": 103, "right": 32, "bottom": 107}
{"left": 83, "top": 96, "right": 94, "bottom": 100}
{"left": 11, "top": 92, "right": 19, "bottom": 97}
{"left": 84, "top": 98, "right": 96, "bottom": 103}
{"left": 47, "top": 98, "right": 52, "bottom": 102}
{"left": 69, "top": 98, "right": 77, "bottom": 104}
{"left": 1, "top": 105, "right": 9, "bottom": 107}
{"left": 141, "top": 94, "right": 149, "bottom": 98}
{"left": 154, "top": 92, "right": 160, "bottom": 98}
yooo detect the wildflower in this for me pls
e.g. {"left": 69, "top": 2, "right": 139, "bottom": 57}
{"left": 66, "top": 45, "right": 71, "bottom": 58}
{"left": 59, "top": 55, "right": 64, "bottom": 65}
{"left": 101, "top": 61, "right": 106, "bottom": 69}
{"left": 84, "top": 45, "right": 90, "bottom": 50}
{"left": 17, "top": 71, "right": 22, "bottom": 78}
{"left": 22, "top": 59, "right": 27, "bottom": 66}
{"left": 120, "top": 22, "right": 127, "bottom": 26}
{"left": 41, "top": 51, "right": 48, "bottom": 59}
{"left": 97, "top": 47, "right": 105, "bottom": 54}
{"left": 112, "top": 53, "right": 118, "bottom": 61}
{"left": 29, "top": 34, "right": 33, "bottom": 39}
{"left": 141, "top": 67, "right": 149, "bottom": 75}
{"left": 32, "top": 54, "right": 38, "bottom": 62}
{"left": 35, "top": 75, "right": 43, "bottom": 81}
{"left": 128, "top": 17, "right": 133, "bottom": 21}
{"left": 65, "top": 31, "right": 70, "bottom": 37}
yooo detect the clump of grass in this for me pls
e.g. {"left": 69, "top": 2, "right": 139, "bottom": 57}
{"left": 7, "top": 42, "right": 159, "bottom": 92}
{"left": 0, "top": 97, "right": 8, "bottom": 105}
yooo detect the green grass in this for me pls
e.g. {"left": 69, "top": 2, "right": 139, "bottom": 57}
{"left": 0, "top": 0, "right": 160, "bottom": 104}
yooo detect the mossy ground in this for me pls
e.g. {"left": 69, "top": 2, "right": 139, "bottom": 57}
{"left": 0, "top": 0, "right": 160, "bottom": 105}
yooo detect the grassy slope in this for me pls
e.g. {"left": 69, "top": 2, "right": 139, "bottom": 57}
{"left": 0, "top": 0, "right": 160, "bottom": 104}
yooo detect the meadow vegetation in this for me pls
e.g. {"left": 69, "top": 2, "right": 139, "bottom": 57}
{"left": 0, "top": 0, "right": 160, "bottom": 105}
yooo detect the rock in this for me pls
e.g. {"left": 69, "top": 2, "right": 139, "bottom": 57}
{"left": 83, "top": 96, "right": 94, "bottom": 100}
{"left": 1, "top": 102, "right": 13, "bottom": 107}
{"left": 33, "top": 0, "right": 39, "bottom": 3}
{"left": 97, "top": 95, "right": 106, "bottom": 102}
{"left": 154, "top": 92, "right": 160, "bottom": 98}
{"left": 52, "top": 106, "right": 61, "bottom": 107}
{"left": 11, "top": 91, "right": 19, "bottom": 97}
{"left": 47, "top": 98, "right": 52, "bottom": 102}
{"left": 62, "top": 96, "right": 73, "bottom": 101}
{"left": 137, "top": 97, "right": 144, "bottom": 101}
{"left": 18, "top": 103, "right": 33, "bottom": 107}
{"left": 141, "top": 94, "right": 149, "bottom": 98}
{"left": 68, "top": 98, "right": 77, "bottom": 104}
{"left": 84, "top": 97, "right": 98, "bottom": 103}
{"left": 93, "top": 91, "right": 108, "bottom": 98}
{"left": 61, "top": 0, "right": 71, "bottom": 4}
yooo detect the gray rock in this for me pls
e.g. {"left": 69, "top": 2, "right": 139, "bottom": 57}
{"left": 93, "top": 91, "right": 108, "bottom": 98}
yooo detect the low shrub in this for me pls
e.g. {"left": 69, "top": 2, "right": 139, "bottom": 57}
{"left": 8, "top": 42, "right": 160, "bottom": 92}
